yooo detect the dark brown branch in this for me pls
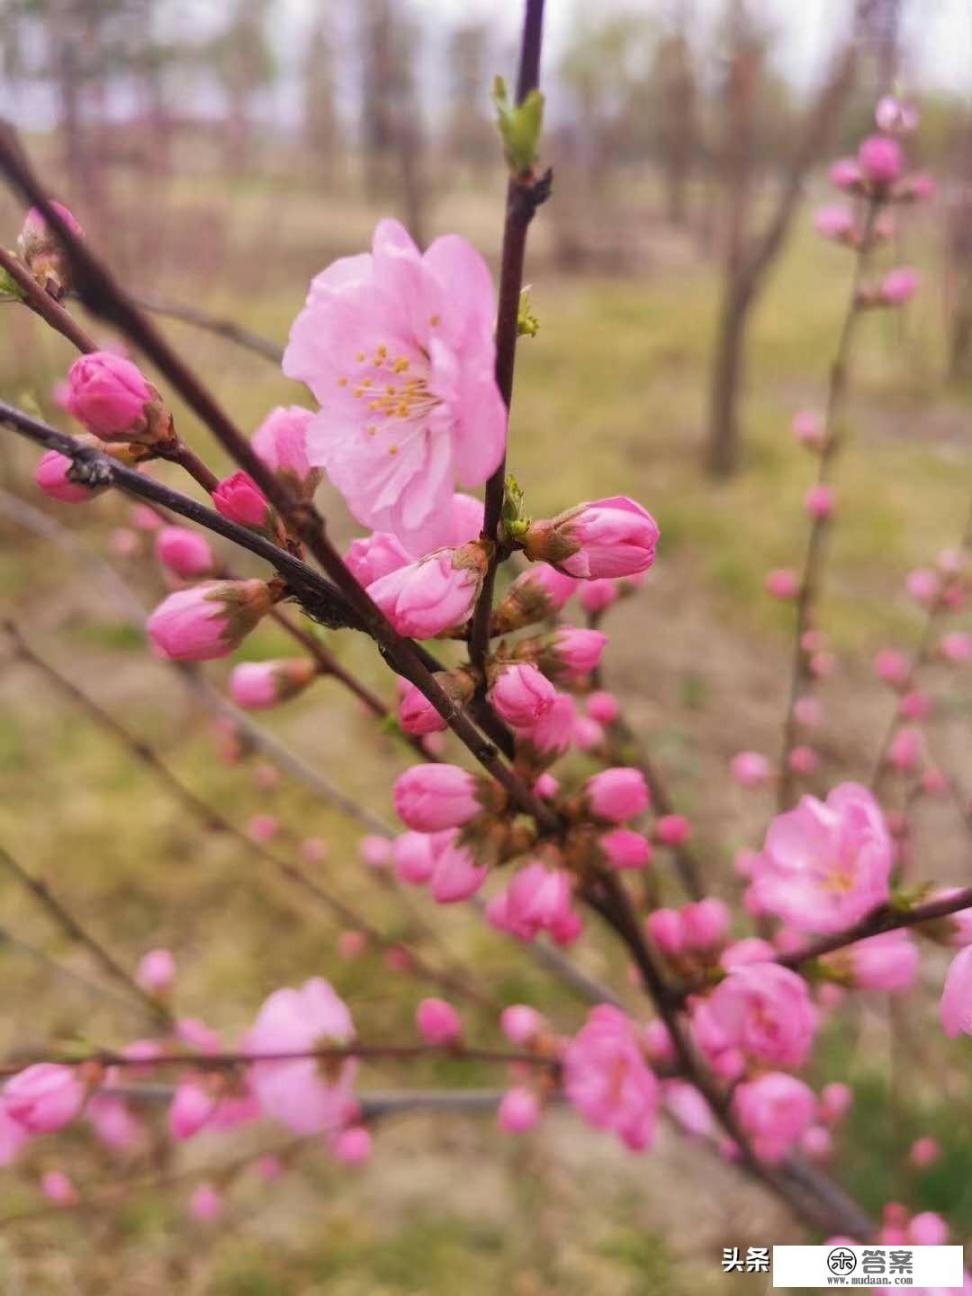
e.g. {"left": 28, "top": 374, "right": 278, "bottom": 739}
{"left": 468, "top": 0, "right": 548, "bottom": 678}
{"left": 0, "top": 244, "right": 97, "bottom": 352}
{"left": 0, "top": 844, "right": 170, "bottom": 1028}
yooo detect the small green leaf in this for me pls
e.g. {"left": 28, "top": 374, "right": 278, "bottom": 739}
{"left": 492, "top": 76, "right": 544, "bottom": 173}
{"left": 0, "top": 260, "right": 25, "bottom": 300}
{"left": 517, "top": 288, "right": 539, "bottom": 338}
{"left": 501, "top": 473, "right": 531, "bottom": 541}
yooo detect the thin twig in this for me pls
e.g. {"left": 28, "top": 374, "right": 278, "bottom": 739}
{"left": 130, "top": 292, "right": 284, "bottom": 364}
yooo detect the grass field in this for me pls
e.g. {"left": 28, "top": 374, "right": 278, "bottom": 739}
{"left": 1, "top": 152, "right": 971, "bottom": 1292}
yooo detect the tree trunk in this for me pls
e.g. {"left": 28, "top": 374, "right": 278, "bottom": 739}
{"left": 706, "top": 285, "right": 748, "bottom": 478}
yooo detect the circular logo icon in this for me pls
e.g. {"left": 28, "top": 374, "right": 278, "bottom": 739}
{"left": 827, "top": 1247, "right": 858, "bottom": 1276}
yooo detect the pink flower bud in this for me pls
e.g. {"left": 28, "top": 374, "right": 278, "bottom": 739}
{"left": 147, "top": 579, "right": 274, "bottom": 661}
{"left": 880, "top": 267, "right": 920, "bottom": 305}
{"left": 534, "top": 772, "right": 559, "bottom": 798}
{"left": 578, "top": 578, "right": 619, "bottom": 615}
{"left": 765, "top": 569, "right": 799, "bottom": 601}
{"left": 572, "top": 715, "right": 604, "bottom": 752}
{"left": 300, "top": 836, "right": 327, "bottom": 862}
{"left": 600, "top": 828, "right": 653, "bottom": 871}
{"left": 940, "top": 945, "right": 972, "bottom": 1038}
{"left": 4, "top": 1064, "right": 84, "bottom": 1133}
{"left": 898, "top": 690, "right": 931, "bottom": 721}
{"left": 656, "top": 814, "right": 691, "bottom": 846}
{"left": 721, "top": 937, "right": 775, "bottom": 968}
{"left": 875, "top": 648, "right": 909, "bottom": 688}
{"left": 829, "top": 157, "right": 861, "bottom": 190}
{"left": 493, "top": 563, "right": 577, "bottom": 632}
{"left": 251, "top": 405, "right": 320, "bottom": 497}
{"left": 136, "top": 948, "right": 175, "bottom": 994}
{"left": 213, "top": 471, "right": 277, "bottom": 533}
{"left": 398, "top": 680, "right": 448, "bottom": 735}
{"left": 889, "top": 726, "right": 922, "bottom": 772}
{"left": 794, "top": 696, "right": 823, "bottom": 729}
{"left": 819, "top": 1081, "right": 853, "bottom": 1126}
{"left": 332, "top": 1125, "right": 372, "bottom": 1164}
{"left": 643, "top": 1019, "right": 675, "bottom": 1065}
{"left": 909, "top": 1136, "right": 940, "bottom": 1168}
{"left": 800, "top": 1125, "right": 833, "bottom": 1162}
{"left": 41, "top": 1170, "right": 77, "bottom": 1206}
{"left": 814, "top": 205, "right": 854, "bottom": 242}
{"left": 911, "top": 1212, "right": 948, "bottom": 1246}
{"left": 646, "top": 907, "right": 685, "bottom": 956}
{"left": 393, "top": 764, "right": 482, "bottom": 832}
{"left": 544, "top": 627, "right": 608, "bottom": 681}
{"left": 524, "top": 496, "right": 660, "bottom": 580}
{"left": 875, "top": 95, "right": 918, "bottom": 135}
{"left": 585, "top": 767, "right": 649, "bottom": 823}
{"left": 155, "top": 526, "right": 215, "bottom": 578}
{"left": 805, "top": 484, "right": 835, "bottom": 520}
{"left": 168, "top": 1080, "right": 217, "bottom": 1140}
{"left": 681, "top": 898, "right": 730, "bottom": 949}
{"left": 359, "top": 836, "right": 391, "bottom": 869}
{"left": 941, "top": 632, "right": 972, "bottom": 664}
{"left": 17, "top": 201, "right": 84, "bottom": 297}
{"left": 345, "top": 530, "right": 411, "bottom": 587}
{"left": 230, "top": 659, "right": 317, "bottom": 710}
{"left": 416, "top": 998, "right": 462, "bottom": 1046}
{"left": 392, "top": 831, "right": 438, "bottom": 884}
{"left": 498, "top": 1086, "right": 540, "bottom": 1133}
{"left": 65, "top": 352, "right": 159, "bottom": 443}
{"left": 338, "top": 930, "right": 367, "bottom": 960}
{"left": 367, "top": 542, "right": 488, "bottom": 639}
{"left": 488, "top": 663, "right": 556, "bottom": 730}
{"left": 586, "top": 691, "right": 619, "bottom": 724}
{"left": 788, "top": 745, "right": 819, "bottom": 775}
{"left": 907, "top": 567, "right": 939, "bottom": 606}
{"left": 188, "top": 1182, "right": 223, "bottom": 1222}
{"left": 500, "top": 1005, "right": 544, "bottom": 1045}
{"left": 731, "top": 751, "right": 771, "bottom": 788}
{"left": 35, "top": 449, "right": 98, "bottom": 503}
{"left": 248, "top": 814, "right": 278, "bottom": 842}
{"left": 530, "top": 692, "right": 576, "bottom": 754}
{"left": 858, "top": 134, "right": 904, "bottom": 186}
{"left": 792, "top": 409, "right": 826, "bottom": 450}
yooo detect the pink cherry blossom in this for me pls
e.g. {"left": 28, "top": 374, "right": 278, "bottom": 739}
{"left": 646, "top": 908, "right": 685, "bottom": 956}
{"left": 498, "top": 1086, "right": 541, "bottom": 1133}
{"left": 875, "top": 96, "right": 918, "bottom": 135}
{"left": 600, "top": 828, "right": 652, "bottom": 871}
{"left": 41, "top": 1170, "right": 77, "bottom": 1206}
{"left": 829, "top": 929, "right": 919, "bottom": 992}
{"left": 66, "top": 351, "right": 154, "bottom": 441}
{"left": 525, "top": 497, "right": 659, "bottom": 580}
{"left": 731, "top": 751, "right": 771, "bottom": 788}
{"left": 889, "top": 726, "right": 923, "bottom": 772}
{"left": 655, "top": 814, "right": 691, "bottom": 845}
{"left": 245, "top": 978, "right": 357, "bottom": 1134}
{"left": 168, "top": 1080, "right": 217, "bottom": 1140}
{"left": 907, "top": 567, "right": 939, "bottom": 606}
{"left": 488, "top": 663, "right": 556, "bottom": 730}
{"left": 909, "top": 1136, "right": 940, "bottom": 1168}
{"left": 283, "top": 219, "right": 506, "bottom": 553}
{"left": 544, "top": 627, "right": 608, "bottom": 681}
{"left": 428, "top": 830, "right": 488, "bottom": 903}
{"left": 147, "top": 580, "right": 273, "bottom": 661}
{"left": 399, "top": 680, "right": 449, "bottom": 735}
{"left": 940, "top": 946, "right": 972, "bottom": 1038}
{"left": 819, "top": 1082, "right": 853, "bottom": 1125}
{"left": 858, "top": 134, "right": 904, "bottom": 186}
{"left": 359, "top": 836, "right": 391, "bottom": 869}
{"left": 788, "top": 745, "right": 819, "bottom": 775}
{"left": 585, "top": 768, "right": 649, "bottom": 823}
{"left": 35, "top": 450, "right": 97, "bottom": 503}
{"left": 393, "top": 764, "right": 481, "bottom": 832}
{"left": 695, "top": 963, "right": 816, "bottom": 1068}
{"left": 721, "top": 937, "right": 776, "bottom": 969}
{"left": 367, "top": 543, "right": 486, "bottom": 638}
{"left": 814, "top": 205, "right": 854, "bottom": 242}
{"left": 136, "top": 948, "right": 175, "bottom": 994}
{"left": 941, "top": 632, "right": 972, "bottom": 664}
{"left": 751, "top": 782, "right": 892, "bottom": 932}
{"left": 805, "top": 484, "right": 836, "bottom": 520}
{"left": 0, "top": 1107, "right": 30, "bottom": 1165}
{"left": 230, "top": 659, "right": 316, "bottom": 710}
{"left": 416, "top": 998, "right": 462, "bottom": 1045}
{"left": 4, "top": 1063, "right": 85, "bottom": 1133}
{"left": 18, "top": 201, "right": 84, "bottom": 295}
{"left": 155, "top": 526, "right": 215, "bottom": 578}
{"left": 682, "top": 898, "right": 730, "bottom": 950}
{"left": 188, "top": 1182, "right": 223, "bottom": 1222}
{"left": 332, "top": 1125, "right": 372, "bottom": 1164}
{"left": 392, "top": 831, "right": 440, "bottom": 884}
{"left": 794, "top": 697, "right": 822, "bottom": 729}
{"left": 563, "top": 1005, "right": 659, "bottom": 1151}
{"left": 586, "top": 690, "right": 619, "bottom": 724}
{"left": 875, "top": 648, "right": 910, "bottom": 687}
{"left": 578, "top": 578, "right": 619, "bottom": 615}
{"left": 733, "top": 1072, "right": 817, "bottom": 1163}
{"left": 829, "top": 157, "right": 861, "bottom": 190}
{"left": 486, "top": 861, "right": 581, "bottom": 945}
{"left": 500, "top": 1005, "right": 544, "bottom": 1045}
{"left": 792, "top": 409, "right": 826, "bottom": 449}
{"left": 880, "top": 267, "right": 920, "bottom": 305}
{"left": 213, "top": 471, "right": 276, "bottom": 532}
{"left": 251, "top": 405, "right": 320, "bottom": 496}
{"left": 766, "top": 569, "right": 799, "bottom": 600}
{"left": 345, "top": 530, "right": 411, "bottom": 586}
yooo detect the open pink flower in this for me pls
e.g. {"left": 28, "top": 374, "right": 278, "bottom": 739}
{"left": 485, "top": 861, "right": 581, "bottom": 945}
{"left": 367, "top": 542, "right": 487, "bottom": 638}
{"left": 563, "top": 1005, "right": 658, "bottom": 1151}
{"left": 733, "top": 1072, "right": 817, "bottom": 1163}
{"left": 4, "top": 1063, "right": 84, "bottom": 1133}
{"left": 694, "top": 963, "right": 816, "bottom": 1068}
{"left": 751, "top": 783, "right": 892, "bottom": 933}
{"left": 245, "top": 978, "right": 356, "bottom": 1134}
{"left": 283, "top": 219, "right": 506, "bottom": 553}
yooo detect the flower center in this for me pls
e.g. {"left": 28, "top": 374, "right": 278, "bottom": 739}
{"left": 338, "top": 344, "right": 440, "bottom": 455}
